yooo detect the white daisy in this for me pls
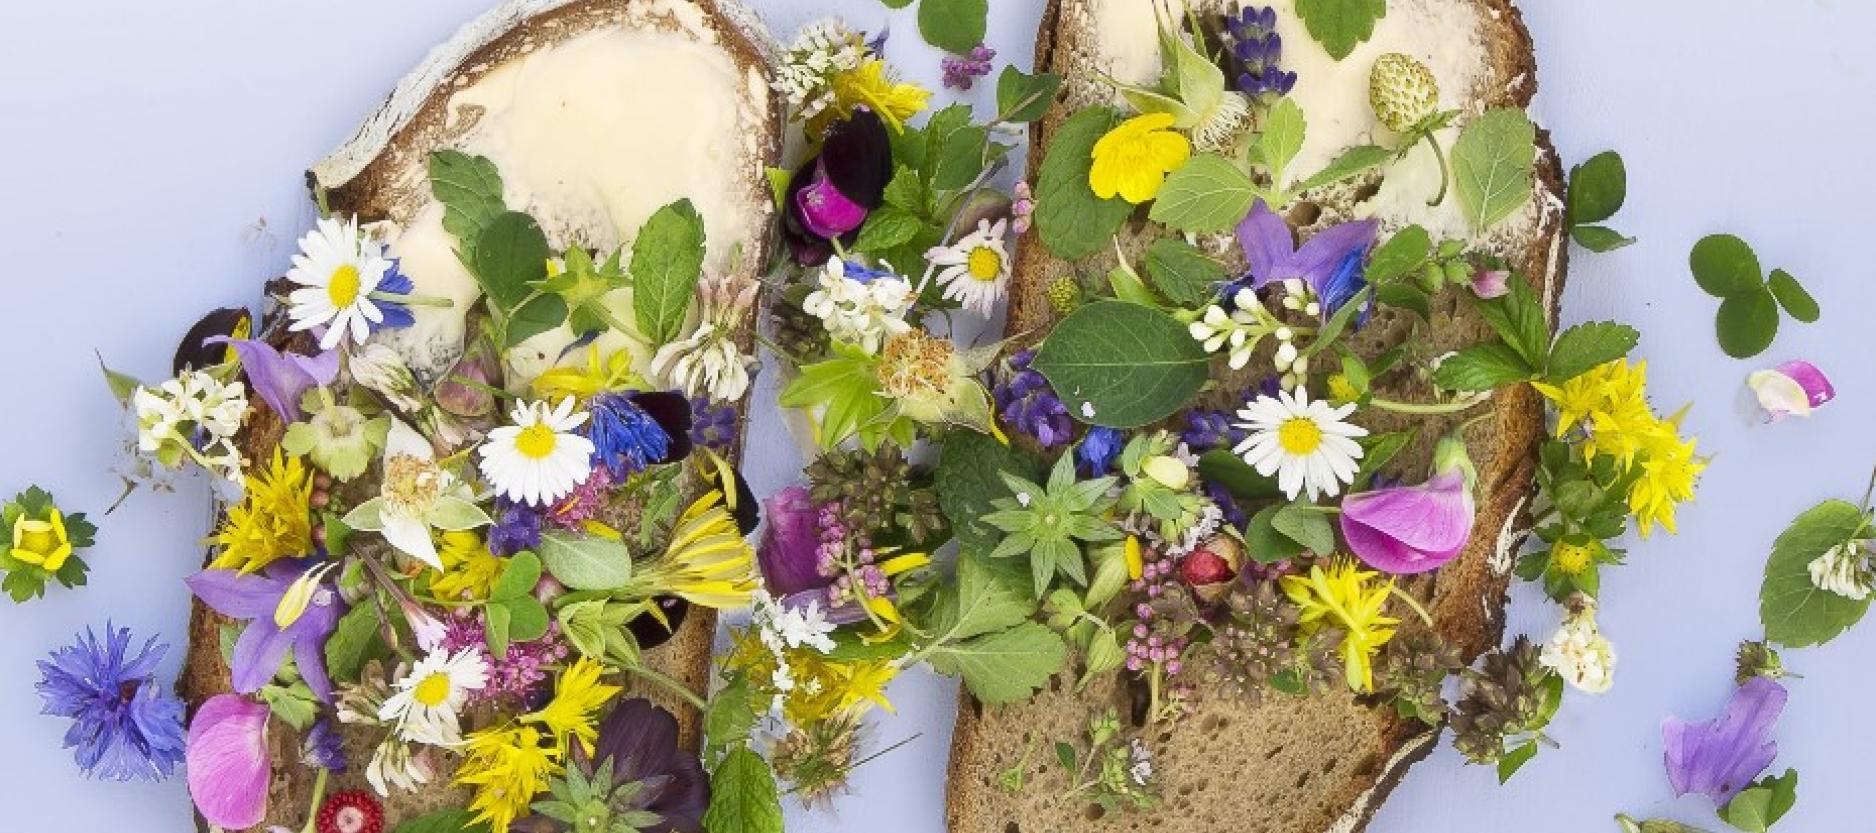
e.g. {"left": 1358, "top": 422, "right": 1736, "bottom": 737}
{"left": 1233, "top": 387, "right": 1368, "bottom": 501}
{"left": 377, "top": 646, "right": 488, "bottom": 747}
{"left": 927, "top": 219, "right": 1011, "bottom": 316}
{"left": 286, "top": 216, "right": 394, "bottom": 349}
{"left": 477, "top": 398, "right": 596, "bottom": 507}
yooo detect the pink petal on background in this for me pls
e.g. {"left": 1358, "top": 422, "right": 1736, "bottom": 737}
{"left": 1747, "top": 360, "right": 1834, "bottom": 421}
{"left": 185, "top": 694, "right": 270, "bottom": 829}
{"left": 1471, "top": 268, "right": 1511, "bottom": 299}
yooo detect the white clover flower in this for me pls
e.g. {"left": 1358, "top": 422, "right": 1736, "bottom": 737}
{"left": 653, "top": 274, "right": 757, "bottom": 403}
{"left": 773, "top": 19, "right": 867, "bottom": 122}
{"left": 350, "top": 343, "right": 426, "bottom": 413}
{"left": 1808, "top": 540, "right": 1873, "bottom": 600}
{"left": 803, "top": 259, "right": 914, "bottom": 355}
{"left": 1539, "top": 599, "right": 1618, "bottom": 694}
{"left": 131, "top": 370, "right": 250, "bottom": 483}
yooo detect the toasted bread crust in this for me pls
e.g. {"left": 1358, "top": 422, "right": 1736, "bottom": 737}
{"left": 178, "top": 1, "right": 780, "bottom": 829}
{"left": 945, "top": 2, "right": 1567, "bottom": 832}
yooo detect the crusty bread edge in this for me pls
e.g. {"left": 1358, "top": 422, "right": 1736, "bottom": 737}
{"left": 944, "top": 1, "right": 1570, "bottom": 831}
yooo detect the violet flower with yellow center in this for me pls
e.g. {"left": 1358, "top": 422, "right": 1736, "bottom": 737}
{"left": 1089, "top": 113, "right": 1192, "bottom": 204}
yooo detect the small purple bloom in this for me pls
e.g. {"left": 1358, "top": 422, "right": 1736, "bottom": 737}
{"left": 488, "top": 499, "right": 544, "bottom": 556}
{"left": 185, "top": 694, "right": 270, "bottom": 829}
{"left": 185, "top": 562, "right": 343, "bottom": 702}
{"left": 1471, "top": 267, "right": 1511, "bottom": 299}
{"left": 942, "top": 44, "right": 997, "bottom": 90}
{"left": 784, "top": 109, "right": 893, "bottom": 265}
{"left": 573, "top": 698, "right": 710, "bottom": 833}
{"left": 1236, "top": 200, "right": 1379, "bottom": 315}
{"left": 1663, "top": 676, "right": 1787, "bottom": 807}
{"left": 35, "top": 624, "right": 187, "bottom": 782}
{"left": 758, "top": 485, "right": 825, "bottom": 598}
{"left": 300, "top": 718, "right": 347, "bottom": 772}
{"left": 690, "top": 395, "right": 739, "bottom": 452}
{"left": 205, "top": 336, "right": 339, "bottom": 423}
{"left": 1182, "top": 408, "right": 1243, "bottom": 452}
{"left": 370, "top": 266, "right": 418, "bottom": 331}
{"left": 1341, "top": 436, "right": 1476, "bottom": 575}
{"left": 994, "top": 350, "right": 1074, "bottom": 447}
{"left": 1225, "top": 6, "right": 1297, "bottom": 97}
{"left": 1077, "top": 426, "right": 1125, "bottom": 475}
{"left": 1748, "top": 360, "right": 1835, "bottom": 422}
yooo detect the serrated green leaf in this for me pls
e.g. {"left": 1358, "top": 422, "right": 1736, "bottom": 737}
{"left": 917, "top": 0, "right": 989, "bottom": 54}
{"left": 935, "top": 549, "right": 1037, "bottom": 642}
{"left": 852, "top": 206, "right": 924, "bottom": 253}
{"left": 936, "top": 430, "right": 1045, "bottom": 556}
{"left": 538, "top": 531, "right": 633, "bottom": 591}
{"left": 1252, "top": 98, "right": 1306, "bottom": 188}
{"left": 1148, "top": 154, "right": 1258, "bottom": 233}
{"left": 1365, "top": 225, "right": 1430, "bottom": 284}
{"left": 1767, "top": 269, "right": 1819, "bottom": 324}
{"left": 1690, "top": 234, "right": 1763, "bottom": 297}
{"left": 1143, "top": 239, "right": 1226, "bottom": 308}
{"left": 1433, "top": 343, "right": 1535, "bottom": 391}
{"left": 1030, "top": 301, "right": 1210, "bottom": 428}
{"left": 470, "top": 212, "right": 550, "bottom": 311}
{"left": 777, "top": 348, "right": 891, "bottom": 449}
{"left": 1760, "top": 500, "right": 1871, "bottom": 647}
{"left": 996, "top": 65, "right": 1063, "bottom": 124}
{"left": 390, "top": 809, "right": 488, "bottom": 833}
{"left": 1567, "top": 150, "right": 1627, "bottom": 225}
{"left": 927, "top": 622, "right": 1067, "bottom": 704}
{"left": 1545, "top": 322, "right": 1639, "bottom": 382}
{"left": 1036, "top": 108, "right": 1132, "bottom": 260}
{"left": 429, "top": 150, "right": 506, "bottom": 265}
{"left": 630, "top": 199, "right": 707, "bottom": 348}
{"left": 1452, "top": 109, "right": 1537, "bottom": 231}
{"left": 1716, "top": 288, "right": 1780, "bottom": 359}
{"left": 1478, "top": 278, "right": 1551, "bottom": 368}
{"left": 1296, "top": 144, "right": 1392, "bottom": 193}
{"left": 703, "top": 674, "right": 758, "bottom": 763}
{"left": 1295, "top": 0, "right": 1388, "bottom": 60}
{"left": 703, "top": 746, "right": 784, "bottom": 833}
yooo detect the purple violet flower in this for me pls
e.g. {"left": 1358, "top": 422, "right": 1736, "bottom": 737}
{"left": 942, "top": 44, "right": 997, "bottom": 90}
{"left": 1225, "top": 6, "right": 1297, "bottom": 98}
{"left": 300, "top": 718, "right": 347, "bottom": 772}
{"left": 1077, "top": 426, "right": 1125, "bottom": 475}
{"left": 35, "top": 624, "right": 187, "bottom": 782}
{"left": 204, "top": 336, "right": 339, "bottom": 423}
{"left": 572, "top": 698, "right": 710, "bottom": 833}
{"left": 1182, "top": 408, "right": 1244, "bottom": 452}
{"left": 1663, "top": 676, "right": 1787, "bottom": 807}
{"left": 757, "top": 485, "right": 826, "bottom": 598}
{"left": 994, "top": 350, "right": 1074, "bottom": 447}
{"left": 488, "top": 499, "right": 544, "bottom": 556}
{"left": 1236, "top": 200, "right": 1379, "bottom": 314}
{"left": 184, "top": 561, "right": 343, "bottom": 702}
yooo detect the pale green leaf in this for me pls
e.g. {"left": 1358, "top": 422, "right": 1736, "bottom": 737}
{"left": 1295, "top": 0, "right": 1388, "bottom": 60}
{"left": 539, "top": 531, "right": 633, "bottom": 591}
{"left": 927, "top": 622, "right": 1068, "bottom": 704}
{"left": 1148, "top": 154, "right": 1258, "bottom": 233}
{"left": 1452, "top": 109, "right": 1537, "bottom": 231}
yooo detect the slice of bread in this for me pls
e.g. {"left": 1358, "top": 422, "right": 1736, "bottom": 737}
{"left": 177, "top": 0, "right": 780, "bottom": 828}
{"left": 945, "top": 2, "right": 1567, "bottom": 832}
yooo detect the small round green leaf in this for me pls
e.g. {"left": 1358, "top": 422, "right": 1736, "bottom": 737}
{"left": 1767, "top": 269, "right": 1820, "bottom": 323}
{"left": 1689, "top": 234, "right": 1763, "bottom": 297}
{"left": 1567, "top": 151, "right": 1627, "bottom": 225}
{"left": 1715, "top": 288, "right": 1780, "bottom": 358}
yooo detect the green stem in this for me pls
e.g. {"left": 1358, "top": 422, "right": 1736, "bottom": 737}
{"left": 1366, "top": 391, "right": 1490, "bottom": 415}
{"left": 627, "top": 663, "right": 707, "bottom": 711}
{"left": 1423, "top": 132, "right": 1451, "bottom": 207}
{"left": 297, "top": 767, "right": 331, "bottom": 833}
{"left": 445, "top": 374, "right": 516, "bottom": 402}
{"left": 1389, "top": 585, "right": 1435, "bottom": 627}
{"left": 367, "top": 290, "right": 454, "bottom": 308}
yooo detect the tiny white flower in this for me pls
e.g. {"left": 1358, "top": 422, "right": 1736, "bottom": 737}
{"left": 476, "top": 398, "right": 596, "bottom": 507}
{"left": 1081, "top": 401, "right": 1097, "bottom": 419}
{"left": 1234, "top": 387, "right": 1368, "bottom": 501}
{"left": 1127, "top": 738, "right": 1155, "bottom": 785}
{"left": 1538, "top": 600, "right": 1618, "bottom": 694}
{"left": 652, "top": 321, "right": 753, "bottom": 403}
{"left": 285, "top": 216, "right": 396, "bottom": 350}
{"left": 365, "top": 738, "right": 435, "bottom": 797}
{"left": 803, "top": 259, "right": 914, "bottom": 354}
{"left": 1015, "top": 491, "right": 1033, "bottom": 508}
{"left": 927, "top": 219, "right": 1011, "bottom": 316}
{"left": 1808, "top": 541, "right": 1872, "bottom": 600}
{"left": 378, "top": 647, "right": 488, "bottom": 747}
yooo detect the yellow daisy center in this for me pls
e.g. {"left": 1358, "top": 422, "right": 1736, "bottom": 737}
{"left": 514, "top": 423, "right": 559, "bottom": 459}
{"left": 414, "top": 671, "right": 453, "bottom": 707}
{"left": 1277, "top": 417, "right": 1324, "bottom": 455}
{"left": 327, "top": 265, "right": 362, "bottom": 308}
{"left": 966, "top": 246, "right": 1002, "bottom": 281}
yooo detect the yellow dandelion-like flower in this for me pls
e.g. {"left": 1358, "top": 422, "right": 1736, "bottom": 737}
{"left": 828, "top": 59, "right": 930, "bottom": 134}
{"left": 1089, "top": 113, "right": 1192, "bottom": 204}
{"left": 454, "top": 724, "right": 562, "bottom": 833}
{"left": 210, "top": 450, "right": 314, "bottom": 573}
{"left": 1280, "top": 560, "right": 1399, "bottom": 693}
{"left": 523, "top": 657, "right": 621, "bottom": 756}
{"left": 639, "top": 490, "right": 758, "bottom": 609}
{"left": 429, "top": 530, "right": 504, "bottom": 601}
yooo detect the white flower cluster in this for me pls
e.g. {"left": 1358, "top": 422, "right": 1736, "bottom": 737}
{"left": 1126, "top": 738, "right": 1155, "bottom": 786}
{"left": 1808, "top": 540, "right": 1873, "bottom": 600}
{"left": 773, "top": 19, "right": 867, "bottom": 123}
{"left": 132, "top": 370, "right": 249, "bottom": 485}
{"left": 1538, "top": 598, "right": 1617, "bottom": 694}
{"left": 749, "top": 590, "right": 837, "bottom": 711}
{"left": 803, "top": 260, "right": 915, "bottom": 354}
{"left": 653, "top": 274, "right": 758, "bottom": 403}
{"left": 1188, "top": 287, "right": 1301, "bottom": 381}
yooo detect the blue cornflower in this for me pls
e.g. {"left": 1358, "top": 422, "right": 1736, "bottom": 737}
{"left": 993, "top": 350, "right": 1075, "bottom": 447}
{"left": 1226, "top": 7, "right": 1297, "bottom": 98}
{"left": 587, "top": 391, "right": 674, "bottom": 478}
{"left": 368, "top": 262, "right": 417, "bottom": 332}
{"left": 1077, "top": 426, "right": 1126, "bottom": 475}
{"left": 35, "top": 624, "right": 187, "bottom": 782}
{"left": 301, "top": 719, "right": 347, "bottom": 772}
{"left": 690, "top": 395, "right": 739, "bottom": 452}
{"left": 488, "top": 499, "right": 543, "bottom": 556}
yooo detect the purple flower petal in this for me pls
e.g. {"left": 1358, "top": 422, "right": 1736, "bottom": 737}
{"left": 757, "top": 485, "right": 827, "bottom": 597}
{"left": 1748, "top": 360, "right": 1834, "bottom": 421}
{"left": 1291, "top": 218, "right": 1379, "bottom": 293}
{"left": 185, "top": 694, "right": 270, "bottom": 830}
{"left": 1662, "top": 676, "right": 1786, "bottom": 807}
{"left": 185, "top": 569, "right": 286, "bottom": 620}
{"left": 205, "top": 336, "right": 337, "bottom": 422}
{"left": 795, "top": 168, "right": 871, "bottom": 239}
{"left": 1236, "top": 200, "right": 1291, "bottom": 288}
{"left": 228, "top": 619, "right": 292, "bottom": 695}
{"left": 1341, "top": 471, "right": 1474, "bottom": 574}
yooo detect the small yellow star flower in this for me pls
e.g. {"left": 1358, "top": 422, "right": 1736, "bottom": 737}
{"left": 1281, "top": 560, "right": 1399, "bottom": 693}
{"left": 1089, "top": 113, "right": 1192, "bottom": 204}
{"left": 523, "top": 657, "right": 621, "bottom": 756}
{"left": 454, "top": 724, "right": 561, "bottom": 833}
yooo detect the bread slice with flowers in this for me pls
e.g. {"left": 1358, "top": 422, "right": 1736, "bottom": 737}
{"left": 103, "top": 1, "right": 785, "bottom": 830}
{"left": 937, "top": 1, "right": 1690, "bottom": 832}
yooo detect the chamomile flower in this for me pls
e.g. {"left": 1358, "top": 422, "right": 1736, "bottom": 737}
{"left": 1234, "top": 388, "right": 1368, "bottom": 501}
{"left": 285, "top": 216, "right": 396, "bottom": 350}
{"left": 478, "top": 399, "right": 596, "bottom": 507}
{"left": 377, "top": 646, "right": 488, "bottom": 747}
{"left": 927, "top": 219, "right": 1011, "bottom": 316}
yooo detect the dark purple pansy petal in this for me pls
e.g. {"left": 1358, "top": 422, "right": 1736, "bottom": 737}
{"left": 174, "top": 308, "right": 252, "bottom": 375}
{"left": 630, "top": 391, "right": 696, "bottom": 463}
{"left": 580, "top": 698, "right": 710, "bottom": 833}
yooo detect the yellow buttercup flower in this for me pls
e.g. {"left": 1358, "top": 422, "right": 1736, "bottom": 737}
{"left": 429, "top": 530, "right": 503, "bottom": 601}
{"left": 1089, "top": 113, "right": 1192, "bottom": 204}
{"left": 523, "top": 657, "right": 621, "bottom": 756}
{"left": 211, "top": 450, "right": 315, "bottom": 573}
{"left": 454, "top": 724, "right": 562, "bottom": 833}
{"left": 11, "top": 508, "right": 72, "bottom": 571}
{"left": 637, "top": 490, "right": 758, "bottom": 609}
{"left": 829, "top": 59, "right": 930, "bottom": 133}
{"left": 1280, "top": 560, "right": 1399, "bottom": 693}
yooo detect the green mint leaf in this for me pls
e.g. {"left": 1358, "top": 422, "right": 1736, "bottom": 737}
{"left": 1432, "top": 343, "right": 1536, "bottom": 391}
{"left": 1567, "top": 150, "right": 1627, "bottom": 225}
{"left": 927, "top": 621, "right": 1068, "bottom": 704}
{"left": 1716, "top": 287, "right": 1780, "bottom": 359}
{"left": 538, "top": 531, "right": 633, "bottom": 591}
{"left": 935, "top": 429, "right": 1046, "bottom": 557}
{"left": 429, "top": 150, "right": 506, "bottom": 264}
{"left": 1197, "top": 449, "right": 1282, "bottom": 501}
{"left": 1143, "top": 239, "right": 1227, "bottom": 308}
{"left": 883, "top": 164, "right": 932, "bottom": 215}
{"left": 702, "top": 674, "right": 759, "bottom": 764}
{"left": 1036, "top": 107, "right": 1132, "bottom": 260}
{"left": 703, "top": 747, "right": 784, "bottom": 833}
{"left": 1148, "top": 154, "right": 1259, "bottom": 233}
{"left": 1030, "top": 301, "right": 1210, "bottom": 428}
{"left": 1366, "top": 225, "right": 1431, "bottom": 284}
{"left": 1571, "top": 225, "right": 1637, "bottom": 252}
{"left": 1294, "top": 0, "right": 1388, "bottom": 60}
{"left": 389, "top": 809, "right": 488, "bottom": 833}
{"left": 630, "top": 199, "right": 707, "bottom": 348}
{"left": 852, "top": 206, "right": 925, "bottom": 253}
{"left": 1690, "top": 234, "right": 1764, "bottom": 297}
{"left": 996, "top": 66, "right": 1063, "bottom": 124}
{"left": 469, "top": 211, "right": 550, "bottom": 311}
{"left": 1760, "top": 500, "right": 1871, "bottom": 647}
{"left": 1478, "top": 277, "right": 1551, "bottom": 368}
{"left": 1545, "top": 322, "right": 1640, "bottom": 383}
{"left": 1271, "top": 502, "right": 1336, "bottom": 555}
{"left": 1250, "top": 98, "right": 1307, "bottom": 189}
{"left": 926, "top": 103, "right": 991, "bottom": 191}
{"left": 917, "top": 0, "right": 989, "bottom": 54}
{"left": 324, "top": 601, "right": 384, "bottom": 686}
{"left": 1767, "top": 269, "right": 1820, "bottom": 324}
{"left": 1452, "top": 108, "right": 1538, "bottom": 231}
{"left": 1296, "top": 144, "right": 1392, "bottom": 193}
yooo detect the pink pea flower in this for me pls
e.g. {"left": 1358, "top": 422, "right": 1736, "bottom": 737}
{"left": 1340, "top": 434, "right": 1476, "bottom": 574}
{"left": 185, "top": 694, "right": 270, "bottom": 829}
{"left": 1747, "top": 360, "right": 1835, "bottom": 421}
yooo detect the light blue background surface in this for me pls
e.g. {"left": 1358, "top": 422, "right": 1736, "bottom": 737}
{"left": 2, "top": 0, "right": 1872, "bottom": 830}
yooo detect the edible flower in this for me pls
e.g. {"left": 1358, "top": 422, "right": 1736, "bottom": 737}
{"left": 522, "top": 657, "right": 621, "bottom": 756}
{"left": 205, "top": 336, "right": 340, "bottom": 423}
{"left": 1234, "top": 387, "right": 1368, "bottom": 502}
{"left": 1089, "top": 112, "right": 1192, "bottom": 204}
{"left": 210, "top": 449, "right": 315, "bottom": 574}
{"left": 874, "top": 330, "right": 998, "bottom": 433}
{"left": 784, "top": 109, "right": 893, "bottom": 264}
{"left": 1236, "top": 200, "right": 1380, "bottom": 313}
{"left": 567, "top": 698, "right": 711, "bottom": 833}
{"left": 586, "top": 390, "right": 690, "bottom": 478}
{"left": 35, "top": 624, "right": 187, "bottom": 782}
{"left": 829, "top": 59, "right": 930, "bottom": 134}
{"left": 186, "top": 561, "right": 344, "bottom": 701}
{"left": 478, "top": 398, "right": 597, "bottom": 508}
{"left": 1538, "top": 595, "right": 1617, "bottom": 694}
{"left": 1747, "top": 360, "right": 1835, "bottom": 421}
{"left": 345, "top": 419, "right": 491, "bottom": 570}
{"left": 757, "top": 484, "right": 824, "bottom": 598}
{"left": 1280, "top": 560, "right": 1399, "bottom": 692}
{"left": 185, "top": 694, "right": 271, "bottom": 829}
{"left": 651, "top": 275, "right": 759, "bottom": 403}
{"left": 284, "top": 216, "right": 409, "bottom": 350}
{"left": 5, "top": 486, "right": 90, "bottom": 580}
{"left": 637, "top": 490, "right": 759, "bottom": 609}
{"left": 1663, "top": 676, "right": 1787, "bottom": 807}
{"left": 1341, "top": 433, "right": 1476, "bottom": 574}
{"left": 456, "top": 724, "right": 562, "bottom": 833}
{"left": 927, "top": 218, "right": 1013, "bottom": 316}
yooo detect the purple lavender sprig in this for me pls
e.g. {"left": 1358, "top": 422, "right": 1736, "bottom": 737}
{"left": 1226, "top": 6, "right": 1297, "bottom": 98}
{"left": 942, "top": 44, "right": 996, "bottom": 90}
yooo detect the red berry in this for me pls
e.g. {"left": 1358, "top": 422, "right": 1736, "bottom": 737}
{"left": 1178, "top": 548, "right": 1234, "bottom": 587}
{"left": 316, "top": 790, "right": 384, "bottom": 833}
